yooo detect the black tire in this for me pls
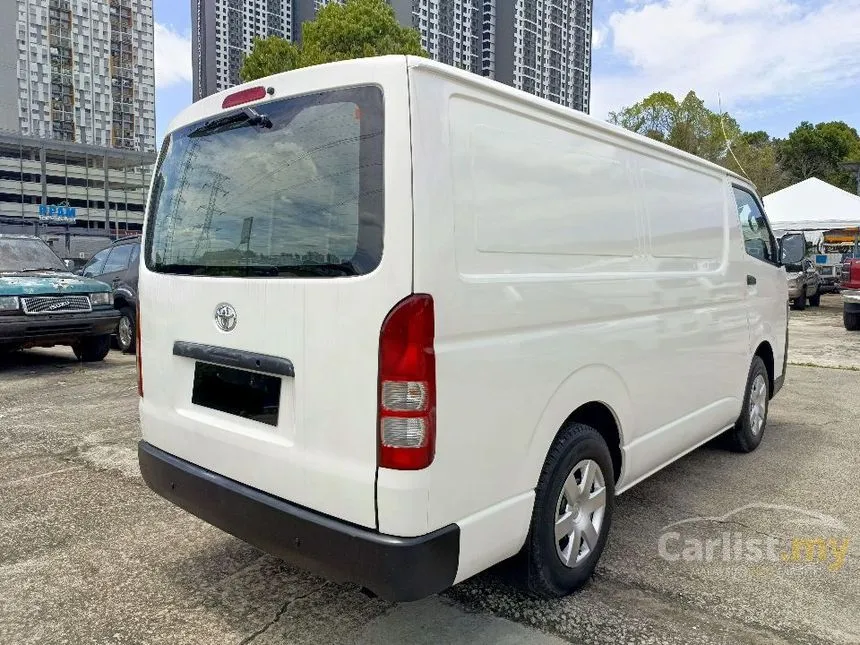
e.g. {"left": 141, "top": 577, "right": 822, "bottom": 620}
{"left": 116, "top": 306, "right": 136, "bottom": 354}
{"left": 523, "top": 423, "right": 615, "bottom": 598}
{"left": 72, "top": 334, "right": 111, "bottom": 362}
{"left": 792, "top": 288, "right": 806, "bottom": 311}
{"left": 845, "top": 310, "right": 860, "bottom": 331}
{"left": 808, "top": 290, "right": 821, "bottom": 307}
{"left": 726, "top": 356, "right": 769, "bottom": 453}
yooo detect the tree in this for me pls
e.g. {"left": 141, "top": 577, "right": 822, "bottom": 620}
{"left": 239, "top": 35, "right": 300, "bottom": 82}
{"left": 240, "top": 0, "right": 427, "bottom": 82}
{"left": 609, "top": 91, "right": 790, "bottom": 194}
{"left": 608, "top": 90, "right": 740, "bottom": 164}
{"left": 778, "top": 121, "right": 860, "bottom": 192}
{"left": 724, "top": 132, "right": 790, "bottom": 196}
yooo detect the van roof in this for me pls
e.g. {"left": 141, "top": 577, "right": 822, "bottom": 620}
{"left": 166, "top": 55, "right": 753, "bottom": 190}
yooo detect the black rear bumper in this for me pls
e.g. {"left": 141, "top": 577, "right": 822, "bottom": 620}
{"left": 138, "top": 441, "right": 460, "bottom": 602}
{"left": 0, "top": 309, "right": 119, "bottom": 347}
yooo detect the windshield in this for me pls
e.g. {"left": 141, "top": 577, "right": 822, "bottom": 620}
{"left": 145, "top": 86, "right": 384, "bottom": 278}
{"left": 0, "top": 238, "right": 67, "bottom": 273}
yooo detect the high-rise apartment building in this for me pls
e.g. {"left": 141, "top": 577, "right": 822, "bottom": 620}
{"left": 1, "top": 0, "right": 156, "bottom": 152}
{"left": 0, "top": 1, "right": 157, "bottom": 257}
{"left": 192, "top": 0, "right": 592, "bottom": 113}
{"left": 193, "top": 0, "right": 295, "bottom": 100}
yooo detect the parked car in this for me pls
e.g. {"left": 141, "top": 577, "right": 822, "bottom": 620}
{"left": 80, "top": 236, "right": 140, "bottom": 353}
{"left": 840, "top": 245, "right": 860, "bottom": 331}
{"left": 136, "top": 57, "right": 806, "bottom": 603}
{"left": 786, "top": 258, "right": 821, "bottom": 310}
{"left": 811, "top": 253, "right": 843, "bottom": 294}
{"left": 0, "top": 234, "right": 119, "bottom": 361}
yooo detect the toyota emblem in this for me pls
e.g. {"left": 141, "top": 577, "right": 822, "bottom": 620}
{"left": 214, "top": 303, "right": 237, "bottom": 332}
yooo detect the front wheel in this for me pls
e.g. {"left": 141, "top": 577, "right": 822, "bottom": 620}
{"left": 523, "top": 423, "right": 615, "bottom": 598}
{"left": 72, "top": 334, "right": 111, "bottom": 362}
{"left": 726, "top": 356, "right": 769, "bottom": 453}
{"left": 845, "top": 309, "right": 860, "bottom": 331}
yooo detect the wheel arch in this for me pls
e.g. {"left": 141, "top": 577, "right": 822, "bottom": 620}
{"left": 754, "top": 341, "right": 774, "bottom": 397}
{"left": 523, "top": 365, "right": 631, "bottom": 488}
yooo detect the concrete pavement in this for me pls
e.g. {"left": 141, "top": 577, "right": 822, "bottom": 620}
{"left": 0, "top": 300, "right": 857, "bottom": 644}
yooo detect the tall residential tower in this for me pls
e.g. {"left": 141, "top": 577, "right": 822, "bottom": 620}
{"left": 1, "top": 0, "right": 156, "bottom": 151}
{"left": 192, "top": 0, "right": 593, "bottom": 113}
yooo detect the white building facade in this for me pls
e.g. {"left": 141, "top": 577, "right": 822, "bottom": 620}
{"left": 5, "top": 0, "right": 156, "bottom": 152}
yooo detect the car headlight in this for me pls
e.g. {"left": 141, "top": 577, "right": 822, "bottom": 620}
{"left": 0, "top": 296, "right": 19, "bottom": 312}
{"left": 90, "top": 292, "right": 113, "bottom": 306}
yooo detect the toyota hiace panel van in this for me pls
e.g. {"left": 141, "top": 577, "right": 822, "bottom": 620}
{"left": 137, "top": 56, "right": 805, "bottom": 602}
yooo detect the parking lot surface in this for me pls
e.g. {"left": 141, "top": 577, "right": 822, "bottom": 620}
{"left": 1, "top": 296, "right": 858, "bottom": 645}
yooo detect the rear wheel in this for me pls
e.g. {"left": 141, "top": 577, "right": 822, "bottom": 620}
{"left": 72, "top": 334, "right": 111, "bottom": 362}
{"left": 809, "top": 290, "right": 821, "bottom": 307}
{"left": 845, "top": 309, "right": 860, "bottom": 331}
{"left": 523, "top": 423, "right": 614, "bottom": 598}
{"left": 792, "top": 288, "right": 807, "bottom": 311}
{"left": 116, "top": 306, "right": 136, "bottom": 354}
{"left": 726, "top": 356, "right": 769, "bottom": 453}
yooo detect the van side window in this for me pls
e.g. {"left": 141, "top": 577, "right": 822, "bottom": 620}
{"left": 732, "top": 187, "right": 774, "bottom": 263}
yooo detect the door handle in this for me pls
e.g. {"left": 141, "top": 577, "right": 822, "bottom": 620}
{"left": 747, "top": 275, "right": 757, "bottom": 286}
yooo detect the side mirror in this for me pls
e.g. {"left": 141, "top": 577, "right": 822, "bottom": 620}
{"left": 779, "top": 233, "right": 806, "bottom": 266}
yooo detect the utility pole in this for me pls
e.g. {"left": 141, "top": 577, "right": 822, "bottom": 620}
{"left": 193, "top": 171, "right": 230, "bottom": 259}
{"left": 163, "top": 142, "right": 199, "bottom": 259}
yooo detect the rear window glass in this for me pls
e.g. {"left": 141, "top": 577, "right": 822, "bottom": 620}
{"left": 145, "top": 86, "right": 384, "bottom": 278}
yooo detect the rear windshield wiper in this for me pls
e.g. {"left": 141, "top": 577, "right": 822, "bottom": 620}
{"left": 189, "top": 107, "right": 273, "bottom": 138}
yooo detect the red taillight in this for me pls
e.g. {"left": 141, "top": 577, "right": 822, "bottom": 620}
{"left": 222, "top": 86, "right": 266, "bottom": 109}
{"left": 136, "top": 306, "right": 143, "bottom": 397}
{"left": 378, "top": 294, "right": 436, "bottom": 470}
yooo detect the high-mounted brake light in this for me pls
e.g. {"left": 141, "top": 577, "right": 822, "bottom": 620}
{"left": 222, "top": 86, "right": 266, "bottom": 109}
{"left": 377, "top": 294, "right": 436, "bottom": 470}
{"left": 136, "top": 306, "right": 143, "bottom": 397}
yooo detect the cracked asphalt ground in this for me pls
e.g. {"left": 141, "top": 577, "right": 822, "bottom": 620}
{"left": 1, "top": 293, "right": 857, "bottom": 645}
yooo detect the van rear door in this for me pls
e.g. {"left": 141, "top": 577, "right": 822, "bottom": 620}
{"left": 139, "top": 69, "right": 413, "bottom": 529}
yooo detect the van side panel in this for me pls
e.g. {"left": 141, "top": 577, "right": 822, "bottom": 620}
{"left": 397, "top": 64, "right": 749, "bottom": 563}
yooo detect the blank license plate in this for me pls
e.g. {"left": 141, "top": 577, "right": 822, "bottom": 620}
{"left": 191, "top": 362, "right": 281, "bottom": 427}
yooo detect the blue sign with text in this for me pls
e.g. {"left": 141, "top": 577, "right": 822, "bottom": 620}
{"left": 39, "top": 204, "right": 77, "bottom": 223}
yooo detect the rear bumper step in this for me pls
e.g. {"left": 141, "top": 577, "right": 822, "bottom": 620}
{"left": 138, "top": 441, "right": 459, "bottom": 602}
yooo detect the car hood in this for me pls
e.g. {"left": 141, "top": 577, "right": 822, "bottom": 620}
{"left": 0, "top": 272, "right": 110, "bottom": 296}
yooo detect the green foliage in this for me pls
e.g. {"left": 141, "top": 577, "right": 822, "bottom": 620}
{"left": 778, "top": 121, "right": 860, "bottom": 192}
{"left": 610, "top": 91, "right": 859, "bottom": 196}
{"left": 240, "top": 0, "right": 427, "bottom": 82}
{"left": 608, "top": 91, "right": 740, "bottom": 164}
{"left": 239, "top": 36, "right": 301, "bottom": 82}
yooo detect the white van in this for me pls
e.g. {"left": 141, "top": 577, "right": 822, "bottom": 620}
{"left": 137, "top": 56, "right": 806, "bottom": 602}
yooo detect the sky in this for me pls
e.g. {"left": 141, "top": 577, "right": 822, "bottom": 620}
{"left": 153, "top": 0, "right": 860, "bottom": 145}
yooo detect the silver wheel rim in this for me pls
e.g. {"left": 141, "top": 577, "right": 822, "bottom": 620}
{"left": 118, "top": 315, "right": 133, "bottom": 349}
{"left": 554, "top": 459, "right": 606, "bottom": 568}
{"left": 749, "top": 374, "right": 768, "bottom": 436}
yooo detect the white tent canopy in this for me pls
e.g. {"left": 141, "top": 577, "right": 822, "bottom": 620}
{"left": 763, "top": 178, "right": 860, "bottom": 233}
